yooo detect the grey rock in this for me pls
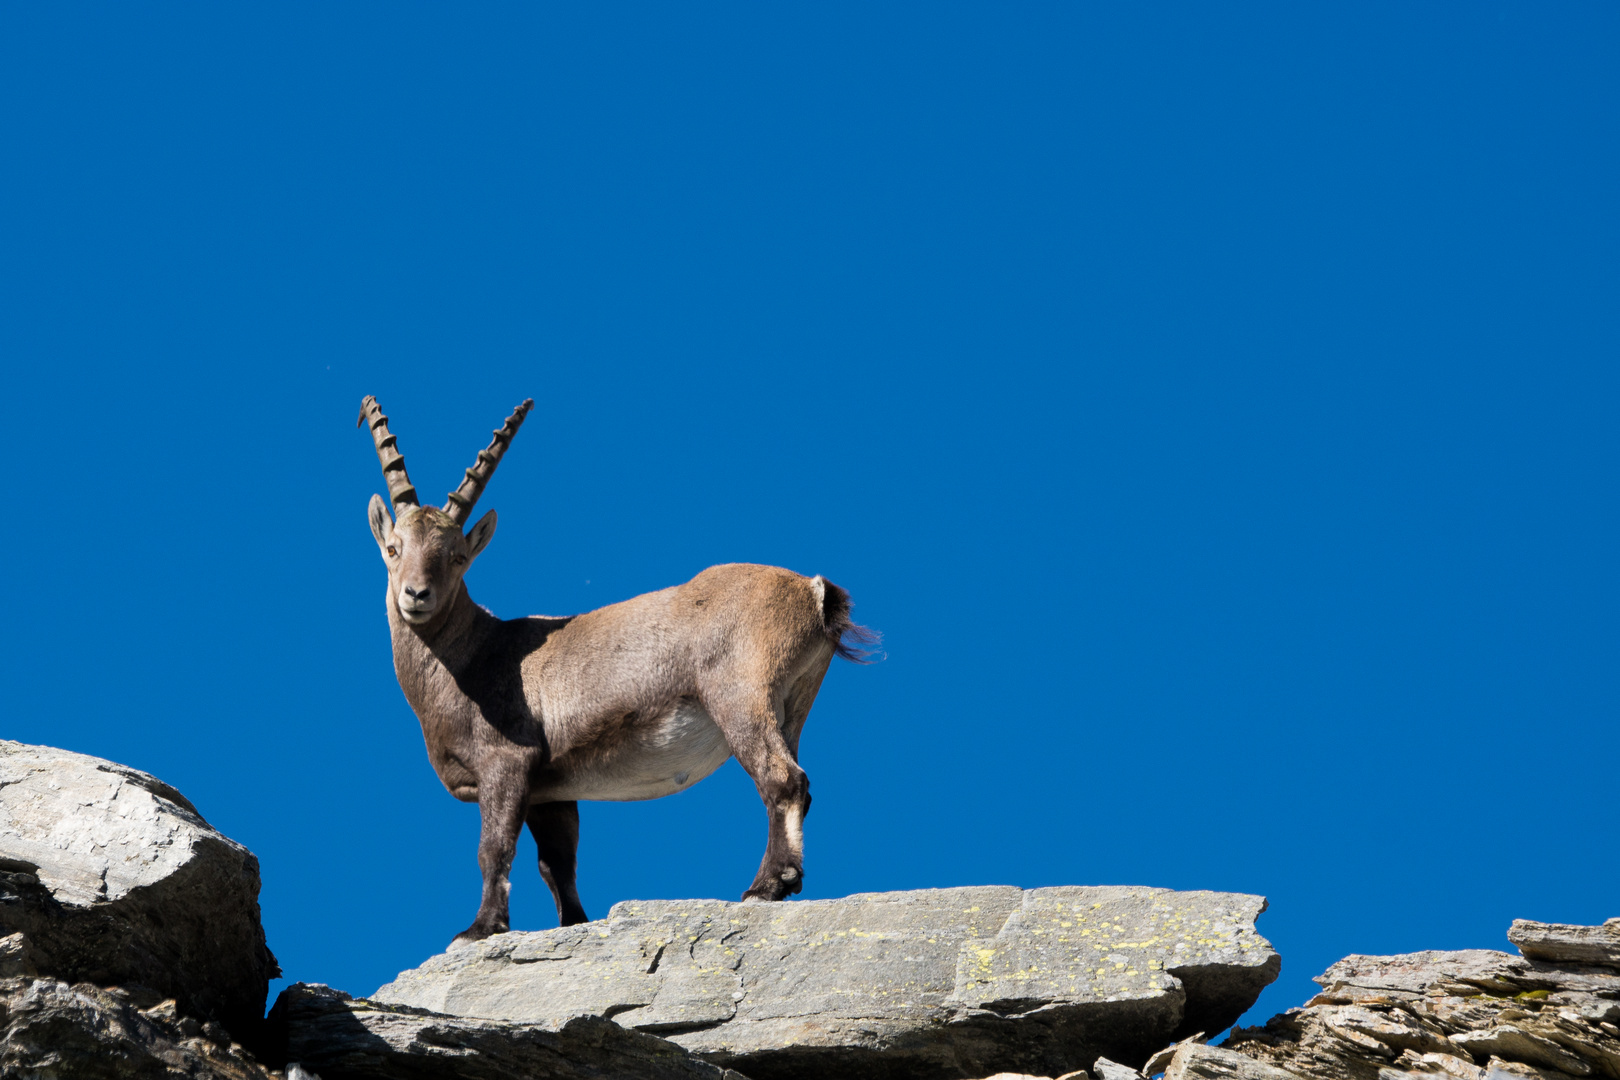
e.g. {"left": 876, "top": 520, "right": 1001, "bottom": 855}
{"left": 1564, "top": 998, "right": 1620, "bottom": 1026}
{"left": 1228, "top": 996, "right": 1468, "bottom": 1080}
{"left": 374, "top": 885, "right": 1278, "bottom": 1080}
{"left": 1450, "top": 1029, "right": 1591, "bottom": 1076}
{"left": 1311, "top": 951, "right": 1534, "bottom": 1001}
{"left": 1309, "top": 950, "right": 1620, "bottom": 1004}
{"left": 0, "top": 740, "right": 279, "bottom": 1044}
{"left": 1480, "top": 1057, "right": 1589, "bottom": 1080}
{"left": 0, "top": 975, "right": 274, "bottom": 1079}
{"left": 1226, "top": 922, "right": 1620, "bottom": 1080}
{"left": 1376, "top": 1050, "right": 1484, "bottom": 1080}
{"left": 1163, "top": 1044, "right": 1307, "bottom": 1080}
{"left": 270, "top": 981, "right": 749, "bottom": 1080}
{"left": 1145, "top": 1034, "right": 1210, "bottom": 1077}
{"left": 1508, "top": 922, "right": 1620, "bottom": 970}
{"left": 1095, "top": 1057, "right": 1147, "bottom": 1080}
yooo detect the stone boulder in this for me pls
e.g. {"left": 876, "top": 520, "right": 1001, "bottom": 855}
{"left": 271, "top": 981, "right": 749, "bottom": 1080}
{"left": 1224, "top": 919, "right": 1620, "bottom": 1080}
{"left": 373, "top": 885, "right": 1279, "bottom": 1080}
{"left": 0, "top": 975, "right": 274, "bottom": 1079}
{"left": 0, "top": 740, "right": 279, "bottom": 1044}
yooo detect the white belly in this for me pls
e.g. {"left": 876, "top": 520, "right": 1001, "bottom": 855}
{"left": 562, "top": 698, "right": 733, "bottom": 802}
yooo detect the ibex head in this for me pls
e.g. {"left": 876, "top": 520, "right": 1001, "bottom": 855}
{"left": 359, "top": 396, "right": 533, "bottom": 625}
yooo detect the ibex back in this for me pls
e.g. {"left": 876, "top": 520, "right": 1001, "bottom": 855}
{"left": 359, "top": 396, "right": 875, "bottom": 946}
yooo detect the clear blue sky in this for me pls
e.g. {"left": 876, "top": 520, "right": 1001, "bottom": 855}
{"left": 2, "top": 4, "right": 1615, "bottom": 1032}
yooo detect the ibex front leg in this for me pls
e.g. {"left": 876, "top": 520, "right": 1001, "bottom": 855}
{"left": 453, "top": 767, "right": 529, "bottom": 947}
{"left": 707, "top": 689, "right": 810, "bottom": 902}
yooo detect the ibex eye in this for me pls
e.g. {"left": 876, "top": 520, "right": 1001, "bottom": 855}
{"left": 386, "top": 546, "right": 397, "bottom": 557}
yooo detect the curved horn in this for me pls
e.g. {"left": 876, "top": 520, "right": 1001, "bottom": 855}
{"left": 444, "top": 399, "right": 534, "bottom": 524}
{"left": 357, "top": 395, "right": 420, "bottom": 513}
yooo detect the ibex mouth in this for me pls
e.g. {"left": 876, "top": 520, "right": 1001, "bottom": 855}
{"left": 397, "top": 598, "right": 437, "bottom": 623}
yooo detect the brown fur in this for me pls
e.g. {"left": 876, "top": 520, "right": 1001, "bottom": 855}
{"left": 366, "top": 468, "right": 871, "bottom": 946}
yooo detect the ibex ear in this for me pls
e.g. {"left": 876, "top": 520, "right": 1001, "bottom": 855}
{"left": 466, "top": 510, "right": 497, "bottom": 561}
{"left": 368, "top": 494, "right": 395, "bottom": 551}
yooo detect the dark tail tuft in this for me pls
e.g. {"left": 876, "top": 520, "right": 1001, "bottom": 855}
{"left": 819, "top": 578, "right": 881, "bottom": 663}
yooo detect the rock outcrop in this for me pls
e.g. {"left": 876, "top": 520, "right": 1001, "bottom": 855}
{"left": 370, "top": 885, "right": 1279, "bottom": 1080}
{"left": 1223, "top": 920, "right": 1620, "bottom": 1080}
{"left": 843, "top": 918, "right": 1620, "bottom": 1080}
{"left": 1507, "top": 920, "right": 1620, "bottom": 969}
{"left": 0, "top": 975, "right": 275, "bottom": 1079}
{"left": 8, "top": 738, "right": 1612, "bottom": 1080}
{"left": 271, "top": 982, "right": 748, "bottom": 1080}
{"left": 0, "top": 740, "right": 279, "bottom": 1045}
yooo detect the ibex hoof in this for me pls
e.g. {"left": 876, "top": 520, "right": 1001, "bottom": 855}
{"left": 450, "top": 921, "right": 506, "bottom": 948}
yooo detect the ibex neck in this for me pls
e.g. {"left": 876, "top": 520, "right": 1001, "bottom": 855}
{"left": 387, "top": 583, "right": 497, "bottom": 686}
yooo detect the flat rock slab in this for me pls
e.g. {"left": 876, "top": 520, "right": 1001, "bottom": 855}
{"left": 0, "top": 741, "right": 278, "bottom": 1044}
{"left": 1314, "top": 948, "right": 1620, "bottom": 1000}
{"left": 375, "top": 885, "right": 1278, "bottom": 1080}
{"left": 1508, "top": 919, "right": 1620, "bottom": 969}
{"left": 273, "top": 982, "right": 748, "bottom": 1080}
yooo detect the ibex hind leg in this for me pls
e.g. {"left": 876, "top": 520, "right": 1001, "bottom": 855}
{"left": 781, "top": 652, "right": 832, "bottom": 760}
{"left": 527, "top": 801, "right": 589, "bottom": 926}
{"left": 705, "top": 686, "right": 811, "bottom": 902}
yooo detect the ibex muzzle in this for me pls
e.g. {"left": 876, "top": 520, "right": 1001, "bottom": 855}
{"left": 359, "top": 396, "right": 876, "bottom": 946}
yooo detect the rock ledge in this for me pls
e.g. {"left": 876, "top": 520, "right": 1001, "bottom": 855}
{"left": 373, "top": 885, "right": 1278, "bottom": 1080}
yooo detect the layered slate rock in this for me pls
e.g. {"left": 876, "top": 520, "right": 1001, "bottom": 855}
{"left": 0, "top": 740, "right": 279, "bottom": 1044}
{"left": 1507, "top": 920, "right": 1620, "bottom": 969}
{"left": 1225, "top": 919, "right": 1620, "bottom": 1080}
{"left": 1164, "top": 1043, "right": 1307, "bottom": 1080}
{"left": 272, "top": 982, "right": 749, "bottom": 1080}
{"left": 374, "top": 885, "right": 1279, "bottom": 1080}
{"left": 0, "top": 976, "right": 274, "bottom": 1080}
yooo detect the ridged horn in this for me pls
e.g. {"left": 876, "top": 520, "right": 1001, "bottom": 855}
{"left": 357, "top": 395, "right": 420, "bottom": 513}
{"left": 444, "top": 398, "right": 534, "bottom": 525}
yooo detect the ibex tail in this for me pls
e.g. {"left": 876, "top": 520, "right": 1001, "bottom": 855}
{"left": 814, "top": 577, "right": 880, "bottom": 663}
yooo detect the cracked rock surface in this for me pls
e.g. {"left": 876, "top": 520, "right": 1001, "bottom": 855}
{"left": 372, "top": 885, "right": 1278, "bottom": 1080}
{"left": 0, "top": 975, "right": 275, "bottom": 1079}
{"left": 271, "top": 982, "right": 749, "bottom": 1080}
{"left": 0, "top": 740, "right": 279, "bottom": 1045}
{"left": 1224, "top": 919, "right": 1620, "bottom": 1080}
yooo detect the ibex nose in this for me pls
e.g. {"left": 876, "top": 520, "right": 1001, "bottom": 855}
{"left": 404, "top": 584, "right": 432, "bottom": 600}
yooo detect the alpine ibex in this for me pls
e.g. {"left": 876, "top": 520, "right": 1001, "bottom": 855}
{"left": 358, "top": 396, "right": 875, "bottom": 946}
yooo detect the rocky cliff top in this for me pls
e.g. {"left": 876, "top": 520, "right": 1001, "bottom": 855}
{"left": 2, "top": 739, "right": 1613, "bottom": 1080}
